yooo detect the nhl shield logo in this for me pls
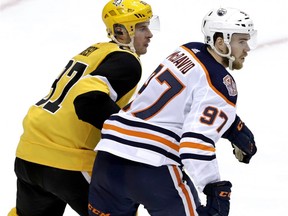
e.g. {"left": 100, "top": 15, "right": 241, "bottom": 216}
{"left": 223, "top": 75, "right": 237, "bottom": 96}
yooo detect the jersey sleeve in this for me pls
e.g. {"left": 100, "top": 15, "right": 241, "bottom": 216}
{"left": 178, "top": 45, "right": 238, "bottom": 191}
{"left": 74, "top": 51, "right": 141, "bottom": 129}
{"left": 180, "top": 87, "right": 235, "bottom": 191}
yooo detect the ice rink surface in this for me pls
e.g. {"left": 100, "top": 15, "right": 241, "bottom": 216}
{"left": 1, "top": 0, "right": 288, "bottom": 215}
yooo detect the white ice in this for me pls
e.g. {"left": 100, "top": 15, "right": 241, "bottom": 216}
{"left": 1, "top": 0, "right": 287, "bottom": 215}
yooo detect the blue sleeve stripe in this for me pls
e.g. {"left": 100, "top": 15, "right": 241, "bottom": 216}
{"left": 180, "top": 153, "right": 216, "bottom": 161}
{"left": 182, "top": 132, "right": 215, "bottom": 146}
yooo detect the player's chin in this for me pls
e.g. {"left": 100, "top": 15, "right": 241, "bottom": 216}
{"left": 137, "top": 47, "right": 148, "bottom": 55}
{"left": 233, "top": 62, "right": 244, "bottom": 70}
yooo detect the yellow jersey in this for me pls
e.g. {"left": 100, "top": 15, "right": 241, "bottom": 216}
{"left": 16, "top": 42, "right": 141, "bottom": 172}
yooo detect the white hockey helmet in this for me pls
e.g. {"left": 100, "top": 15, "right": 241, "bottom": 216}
{"left": 202, "top": 7, "right": 256, "bottom": 47}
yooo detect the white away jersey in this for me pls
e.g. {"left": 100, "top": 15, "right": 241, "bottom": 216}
{"left": 96, "top": 42, "right": 238, "bottom": 191}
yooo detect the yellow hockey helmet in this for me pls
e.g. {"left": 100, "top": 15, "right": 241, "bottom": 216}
{"left": 102, "top": 0, "right": 153, "bottom": 38}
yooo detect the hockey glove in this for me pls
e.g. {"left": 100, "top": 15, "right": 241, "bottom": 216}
{"left": 197, "top": 181, "right": 232, "bottom": 216}
{"left": 222, "top": 115, "right": 257, "bottom": 163}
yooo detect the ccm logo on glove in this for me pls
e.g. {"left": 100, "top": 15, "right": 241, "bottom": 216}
{"left": 219, "top": 191, "right": 231, "bottom": 198}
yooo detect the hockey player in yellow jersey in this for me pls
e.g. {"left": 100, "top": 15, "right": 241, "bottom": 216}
{"left": 9, "top": 0, "right": 159, "bottom": 215}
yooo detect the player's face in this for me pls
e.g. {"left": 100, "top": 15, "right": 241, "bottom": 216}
{"left": 133, "top": 21, "right": 153, "bottom": 56}
{"left": 230, "top": 33, "right": 251, "bottom": 70}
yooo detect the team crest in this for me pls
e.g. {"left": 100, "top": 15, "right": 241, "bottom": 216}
{"left": 223, "top": 75, "right": 237, "bottom": 96}
{"left": 113, "top": 0, "right": 123, "bottom": 6}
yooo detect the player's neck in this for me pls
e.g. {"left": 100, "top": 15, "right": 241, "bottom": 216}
{"left": 207, "top": 46, "right": 228, "bottom": 68}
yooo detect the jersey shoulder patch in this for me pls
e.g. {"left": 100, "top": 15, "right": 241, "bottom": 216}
{"left": 182, "top": 42, "right": 237, "bottom": 105}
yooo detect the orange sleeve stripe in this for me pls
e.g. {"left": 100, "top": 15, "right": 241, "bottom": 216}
{"left": 180, "top": 142, "right": 215, "bottom": 152}
{"left": 181, "top": 46, "right": 236, "bottom": 107}
{"left": 103, "top": 123, "right": 179, "bottom": 151}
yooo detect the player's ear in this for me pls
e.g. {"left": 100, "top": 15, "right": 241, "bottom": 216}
{"left": 214, "top": 36, "right": 228, "bottom": 54}
{"left": 114, "top": 24, "right": 130, "bottom": 43}
{"left": 114, "top": 26, "right": 124, "bottom": 36}
{"left": 215, "top": 36, "right": 225, "bottom": 48}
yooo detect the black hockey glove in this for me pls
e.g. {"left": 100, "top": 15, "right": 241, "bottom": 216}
{"left": 197, "top": 181, "right": 232, "bottom": 216}
{"left": 222, "top": 115, "right": 257, "bottom": 164}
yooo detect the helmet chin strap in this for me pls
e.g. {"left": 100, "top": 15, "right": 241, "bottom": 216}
{"left": 110, "top": 35, "right": 136, "bottom": 53}
{"left": 228, "top": 55, "right": 235, "bottom": 70}
{"left": 211, "top": 43, "right": 235, "bottom": 70}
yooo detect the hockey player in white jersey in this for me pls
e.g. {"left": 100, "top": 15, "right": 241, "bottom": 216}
{"left": 88, "top": 7, "right": 257, "bottom": 216}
